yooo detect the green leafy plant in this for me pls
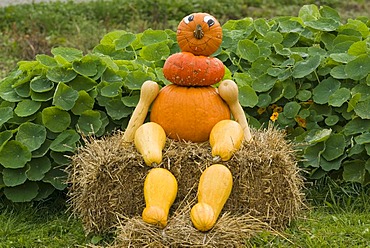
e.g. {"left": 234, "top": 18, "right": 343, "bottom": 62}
{"left": 0, "top": 4, "right": 369, "bottom": 202}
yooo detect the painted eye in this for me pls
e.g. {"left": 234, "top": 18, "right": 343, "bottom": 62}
{"left": 204, "top": 15, "right": 215, "bottom": 27}
{"left": 183, "top": 14, "right": 194, "bottom": 24}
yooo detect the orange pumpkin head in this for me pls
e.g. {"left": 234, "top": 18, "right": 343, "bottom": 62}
{"left": 177, "top": 13, "right": 222, "bottom": 56}
{"left": 150, "top": 84, "right": 230, "bottom": 143}
{"left": 163, "top": 52, "right": 225, "bottom": 86}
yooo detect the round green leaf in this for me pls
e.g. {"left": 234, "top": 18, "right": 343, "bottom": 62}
{"left": 100, "top": 82, "right": 123, "bottom": 97}
{"left": 282, "top": 80, "right": 297, "bottom": 99}
{"left": 14, "top": 83, "right": 30, "bottom": 98}
{"left": 345, "top": 55, "right": 370, "bottom": 80}
{"left": 329, "top": 53, "right": 355, "bottom": 63}
{"left": 330, "top": 65, "right": 349, "bottom": 79}
{"left": 141, "top": 29, "right": 168, "bottom": 46}
{"left": 343, "top": 160, "right": 366, "bottom": 184}
{"left": 32, "top": 139, "right": 51, "bottom": 158}
{"left": 237, "top": 39, "right": 260, "bottom": 62}
{"left": 0, "top": 107, "right": 13, "bottom": 127}
{"left": 15, "top": 122, "right": 46, "bottom": 152}
{"left": 52, "top": 83, "right": 79, "bottom": 110}
{"left": 344, "top": 118, "right": 370, "bottom": 135}
{"left": 239, "top": 85, "right": 258, "bottom": 108}
{"left": 306, "top": 128, "right": 332, "bottom": 144}
{"left": 72, "top": 56, "right": 99, "bottom": 77}
{"left": 325, "top": 115, "right": 339, "bottom": 126}
{"left": 122, "top": 95, "right": 140, "bottom": 107}
{"left": 0, "top": 140, "right": 32, "bottom": 168}
{"left": 328, "top": 88, "right": 351, "bottom": 107}
{"left": 30, "top": 90, "right": 54, "bottom": 102}
{"left": 105, "top": 99, "right": 132, "bottom": 120}
{"left": 312, "top": 77, "right": 341, "bottom": 104}
{"left": 50, "top": 129, "right": 80, "bottom": 152}
{"left": 14, "top": 100, "right": 41, "bottom": 117}
{"left": 71, "top": 90, "right": 95, "bottom": 115}
{"left": 252, "top": 74, "right": 276, "bottom": 92}
{"left": 50, "top": 151, "right": 71, "bottom": 165}
{"left": 322, "top": 134, "right": 346, "bottom": 161}
{"left": 0, "top": 130, "right": 13, "bottom": 150}
{"left": 3, "top": 181, "right": 39, "bottom": 202}
{"left": 26, "top": 157, "right": 52, "bottom": 181}
{"left": 77, "top": 110, "right": 102, "bottom": 135}
{"left": 139, "top": 41, "right": 170, "bottom": 61}
{"left": 43, "top": 168, "right": 67, "bottom": 190}
{"left": 46, "top": 67, "right": 77, "bottom": 83}
{"left": 292, "top": 55, "right": 321, "bottom": 78}
{"left": 69, "top": 75, "right": 98, "bottom": 92}
{"left": 51, "top": 47, "right": 83, "bottom": 62}
{"left": 257, "top": 93, "right": 271, "bottom": 108}
{"left": 42, "top": 107, "right": 71, "bottom": 133}
{"left": 354, "top": 99, "right": 370, "bottom": 119}
{"left": 114, "top": 33, "right": 137, "bottom": 49}
{"left": 34, "top": 182, "right": 55, "bottom": 201}
{"left": 283, "top": 102, "right": 301, "bottom": 118}
{"left": 36, "top": 54, "right": 58, "bottom": 67}
{"left": 0, "top": 77, "right": 23, "bottom": 102}
{"left": 321, "top": 155, "right": 346, "bottom": 171}
{"left": 124, "top": 71, "right": 153, "bottom": 90}
{"left": 30, "top": 76, "right": 54, "bottom": 93}
{"left": 303, "top": 142, "right": 325, "bottom": 168}
{"left": 355, "top": 133, "right": 370, "bottom": 145}
{"left": 263, "top": 31, "right": 283, "bottom": 44}
{"left": 3, "top": 167, "right": 28, "bottom": 186}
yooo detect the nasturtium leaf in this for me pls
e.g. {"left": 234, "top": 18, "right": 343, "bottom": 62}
{"left": 254, "top": 18, "right": 270, "bottom": 36}
{"left": 101, "top": 68, "right": 123, "bottom": 83}
{"left": 292, "top": 55, "right": 321, "bottom": 78}
{"left": 95, "top": 111, "right": 109, "bottom": 137}
{"left": 105, "top": 99, "right": 132, "bottom": 120}
{"left": 51, "top": 47, "right": 83, "bottom": 62}
{"left": 36, "top": 54, "right": 58, "bottom": 67}
{"left": 50, "top": 151, "right": 71, "bottom": 165}
{"left": 343, "top": 118, "right": 370, "bottom": 135}
{"left": 124, "top": 71, "right": 153, "bottom": 90}
{"left": 233, "top": 72, "right": 253, "bottom": 87}
{"left": 237, "top": 39, "right": 260, "bottom": 62}
{"left": 355, "top": 133, "right": 370, "bottom": 145}
{"left": 306, "top": 128, "right": 332, "bottom": 144}
{"left": 77, "top": 110, "right": 102, "bottom": 135}
{"left": 71, "top": 90, "right": 95, "bottom": 115}
{"left": 15, "top": 122, "right": 46, "bottom": 152}
{"left": 283, "top": 102, "right": 301, "bottom": 118}
{"left": 252, "top": 74, "right": 276, "bottom": 92}
{"left": 322, "top": 134, "right": 346, "bottom": 161}
{"left": 141, "top": 29, "right": 168, "bottom": 46}
{"left": 30, "top": 90, "right": 54, "bottom": 102}
{"left": 72, "top": 57, "right": 98, "bottom": 77}
{"left": 114, "top": 33, "right": 137, "bottom": 49}
{"left": 298, "top": 4, "right": 320, "bottom": 22}
{"left": 347, "top": 93, "right": 361, "bottom": 112}
{"left": 298, "top": 109, "right": 311, "bottom": 119}
{"left": 352, "top": 84, "right": 370, "bottom": 101}
{"left": 238, "top": 85, "right": 258, "bottom": 107}
{"left": 354, "top": 99, "right": 370, "bottom": 119}
{"left": 305, "top": 18, "right": 339, "bottom": 31}
{"left": 30, "top": 76, "right": 54, "bottom": 93}
{"left": 0, "top": 107, "right": 13, "bottom": 127}
{"left": 328, "top": 88, "right": 351, "bottom": 107}
{"left": 52, "top": 83, "right": 79, "bottom": 110}
{"left": 139, "top": 41, "right": 170, "bottom": 61}
{"left": 46, "top": 66, "right": 77, "bottom": 83}
{"left": 100, "top": 30, "right": 127, "bottom": 45}
{"left": 345, "top": 55, "right": 370, "bottom": 80}
{"left": 122, "top": 95, "right": 140, "bottom": 107}
{"left": 50, "top": 129, "right": 80, "bottom": 152}
{"left": 303, "top": 142, "right": 325, "bottom": 168}
{"left": 296, "top": 90, "right": 312, "bottom": 101}
{"left": 14, "top": 100, "right": 41, "bottom": 117}
{"left": 348, "top": 144, "right": 364, "bottom": 157}
{"left": 2, "top": 167, "right": 27, "bottom": 186}
{"left": 250, "top": 58, "right": 272, "bottom": 78}
{"left": 269, "top": 81, "right": 284, "bottom": 103}
{"left": 34, "top": 182, "right": 55, "bottom": 201}
{"left": 0, "top": 140, "right": 32, "bottom": 169}
{"left": 329, "top": 53, "right": 355, "bottom": 63}
{"left": 3, "top": 181, "right": 39, "bottom": 202}
{"left": 263, "top": 31, "right": 283, "bottom": 45}
{"left": 0, "top": 130, "right": 13, "bottom": 150}
{"left": 14, "top": 83, "right": 30, "bottom": 98}
{"left": 321, "top": 155, "right": 346, "bottom": 171}
{"left": 325, "top": 115, "right": 339, "bottom": 126}
{"left": 282, "top": 80, "right": 297, "bottom": 99}
{"left": 343, "top": 160, "right": 366, "bottom": 184}
{"left": 54, "top": 54, "right": 70, "bottom": 66}
{"left": 348, "top": 41, "right": 368, "bottom": 56}
{"left": 312, "top": 77, "right": 340, "bottom": 104}
{"left": 43, "top": 168, "right": 67, "bottom": 190}
{"left": 100, "top": 82, "right": 123, "bottom": 97}
{"left": 32, "top": 139, "right": 51, "bottom": 158}
{"left": 330, "top": 65, "right": 349, "bottom": 79}
{"left": 69, "top": 75, "right": 97, "bottom": 92}
{"left": 42, "top": 107, "right": 71, "bottom": 133}
{"left": 257, "top": 93, "right": 271, "bottom": 108}
{"left": 0, "top": 77, "right": 23, "bottom": 102}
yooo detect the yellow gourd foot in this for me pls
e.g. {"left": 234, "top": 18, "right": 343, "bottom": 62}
{"left": 142, "top": 206, "right": 168, "bottom": 228}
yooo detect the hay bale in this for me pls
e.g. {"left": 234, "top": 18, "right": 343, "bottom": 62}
{"left": 67, "top": 126, "right": 304, "bottom": 236}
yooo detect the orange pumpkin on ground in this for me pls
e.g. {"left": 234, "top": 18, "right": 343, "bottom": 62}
{"left": 163, "top": 52, "right": 225, "bottom": 86}
{"left": 150, "top": 84, "right": 230, "bottom": 142}
{"left": 177, "top": 13, "right": 222, "bottom": 56}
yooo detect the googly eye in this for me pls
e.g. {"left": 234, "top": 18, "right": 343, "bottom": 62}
{"left": 183, "top": 14, "right": 194, "bottom": 24}
{"left": 204, "top": 15, "right": 215, "bottom": 27}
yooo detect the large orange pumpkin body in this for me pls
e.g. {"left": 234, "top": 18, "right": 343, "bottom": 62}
{"left": 150, "top": 84, "right": 230, "bottom": 143}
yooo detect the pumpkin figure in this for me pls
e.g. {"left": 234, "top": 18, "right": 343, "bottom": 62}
{"left": 122, "top": 13, "right": 252, "bottom": 232}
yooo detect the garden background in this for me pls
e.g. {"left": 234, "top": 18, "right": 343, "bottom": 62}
{"left": 0, "top": 0, "right": 370, "bottom": 247}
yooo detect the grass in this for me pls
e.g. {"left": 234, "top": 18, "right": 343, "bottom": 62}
{"left": 1, "top": 179, "right": 370, "bottom": 247}
{"left": 1, "top": 0, "right": 370, "bottom": 247}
